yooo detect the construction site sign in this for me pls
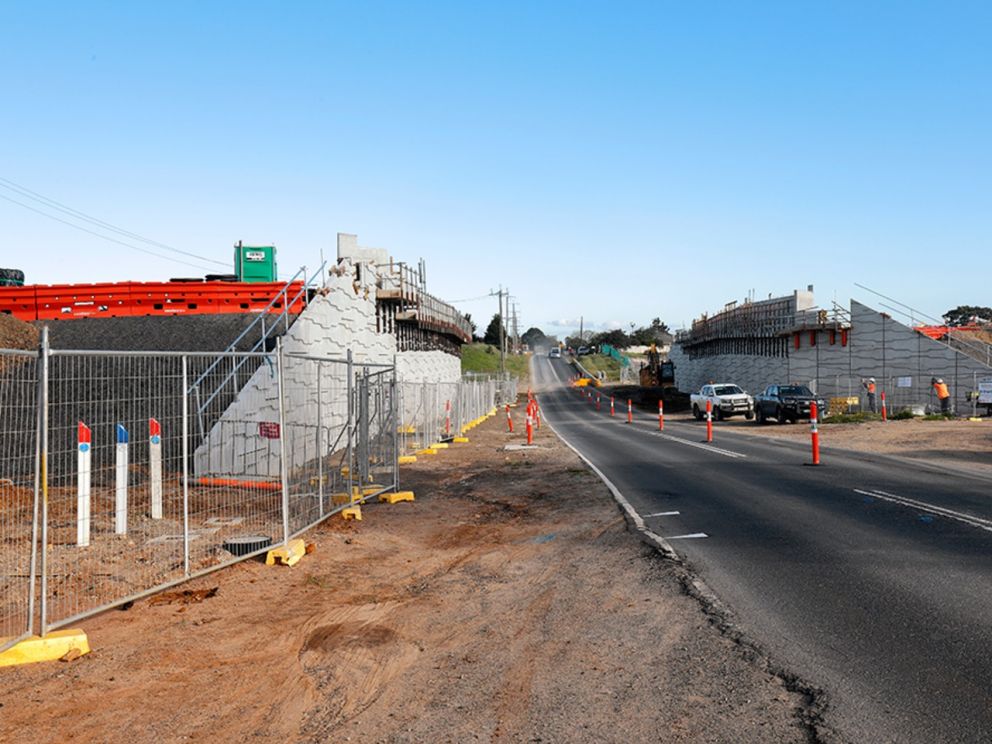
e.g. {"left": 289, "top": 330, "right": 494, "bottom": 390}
{"left": 258, "top": 422, "right": 281, "bottom": 439}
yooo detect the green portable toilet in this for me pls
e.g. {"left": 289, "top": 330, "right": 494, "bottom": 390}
{"left": 233, "top": 242, "right": 278, "bottom": 283}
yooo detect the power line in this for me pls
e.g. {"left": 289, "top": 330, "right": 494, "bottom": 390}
{"left": 447, "top": 292, "right": 493, "bottom": 304}
{"left": 0, "top": 192, "right": 218, "bottom": 272}
{"left": 0, "top": 176, "right": 228, "bottom": 268}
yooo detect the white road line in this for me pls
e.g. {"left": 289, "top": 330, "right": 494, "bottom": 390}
{"left": 643, "top": 510, "right": 680, "bottom": 517}
{"left": 854, "top": 488, "right": 992, "bottom": 533}
{"left": 655, "top": 432, "right": 747, "bottom": 459}
{"left": 541, "top": 409, "right": 680, "bottom": 560}
{"left": 664, "top": 533, "right": 708, "bottom": 540}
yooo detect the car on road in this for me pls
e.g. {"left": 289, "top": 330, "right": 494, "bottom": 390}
{"left": 754, "top": 384, "right": 829, "bottom": 424}
{"left": 548, "top": 347, "right": 561, "bottom": 358}
{"left": 691, "top": 383, "right": 754, "bottom": 420}
{"left": 577, "top": 346, "right": 591, "bottom": 356}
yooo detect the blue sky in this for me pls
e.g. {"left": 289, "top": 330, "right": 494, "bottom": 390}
{"left": 2, "top": 1, "right": 989, "bottom": 338}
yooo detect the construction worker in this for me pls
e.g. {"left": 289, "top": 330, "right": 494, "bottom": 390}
{"left": 861, "top": 377, "right": 877, "bottom": 413}
{"left": 932, "top": 377, "right": 951, "bottom": 414}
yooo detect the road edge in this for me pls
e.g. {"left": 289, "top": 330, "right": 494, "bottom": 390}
{"left": 540, "top": 395, "right": 832, "bottom": 744}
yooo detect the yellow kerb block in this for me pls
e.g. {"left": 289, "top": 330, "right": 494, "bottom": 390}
{"left": 379, "top": 490, "right": 415, "bottom": 504}
{"left": 416, "top": 448, "right": 437, "bottom": 456}
{"left": 342, "top": 505, "right": 362, "bottom": 521}
{"left": 433, "top": 442, "right": 449, "bottom": 449}
{"left": 398, "top": 455, "right": 417, "bottom": 464}
{"left": 453, "top": 436, "right": 469, "bottom": 443}
{"left": 0, "top": 630, "right": 91, "bottom": 667}
{"left": 265, "top": 538, "right": 308, "bottom": 567}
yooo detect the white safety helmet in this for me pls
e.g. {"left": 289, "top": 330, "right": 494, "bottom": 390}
{"left": 869, "top": 377, "right": 875, "bottom": 382}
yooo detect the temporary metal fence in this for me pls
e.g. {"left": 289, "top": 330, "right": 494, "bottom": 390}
{"left": 0, "top": 333, "right": 410, "bottom": 651}
{"left": 396, "top": 374, "right": 515, "bottom": 454}
{"left": 804, "top": 373, "right": 992, "bottom": 417}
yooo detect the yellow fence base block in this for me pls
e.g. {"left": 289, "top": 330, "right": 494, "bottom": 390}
{"left": 331, "top": 492, "right": 351, "bottom": 506}
{"left": 453, "top": 436, "right": 469, "bottom": 443}
{"left": 340, "top": 466, "right": 350, "bottom": 477}
{"left": 265, "top": 538, "right": 308, "bottom": 567}
{"left": 433, "top": 442, "right": 449, "bottom": 449}
{"left": 397, "top": 425, "right": 416, "bottom": 434}
{"left": 379, "top": 490, "right": 415, "bottom": 504}
{"left": 416, "top": 448, "right": 437, "bottom": 456}
{"left": 0, "top": 630, "right": 91, "bottom": 667}
{"left": 341, "top": 505, "right": 362, "bottom": 521}
{"left": 398, "top": 455, "right": 417, "bottom": 465}
{"left": 362, "top": 485, "right": 385, "bottom": 496}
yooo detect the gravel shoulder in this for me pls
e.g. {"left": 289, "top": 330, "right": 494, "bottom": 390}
{"left": 1, "top": 407, "right": 814, "bottom": 743}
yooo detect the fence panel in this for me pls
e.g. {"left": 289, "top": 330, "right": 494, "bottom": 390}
{"left": 3, "top": 340, "right": 514, "bottom": 639}
{"left": 0, "top": 350, "right": 39, "bottom": 651}
{"left": 44, "top": 351, "right": 189, "bottom": 631}
{"left": 282, "top": 354, "right": 354, "bottom": 535}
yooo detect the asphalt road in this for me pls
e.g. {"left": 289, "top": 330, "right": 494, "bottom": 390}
{"left": 533, "top": 355, "right": 992, "bottom": 743}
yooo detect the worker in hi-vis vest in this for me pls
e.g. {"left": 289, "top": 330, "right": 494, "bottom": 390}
{"left": 931, "top": 377, "right": 951, "bottom": 414}
{"left": 861, "top": 377, "right": 877, "bottom": 413}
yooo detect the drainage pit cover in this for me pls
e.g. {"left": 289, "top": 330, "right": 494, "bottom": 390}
{"left": 222, "top": 534, "right": 273, "bottom": 557}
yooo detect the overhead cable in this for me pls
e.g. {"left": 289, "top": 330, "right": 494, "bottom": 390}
{"left": 0, "top": 176, "right": 228, "bottom": 268}
{"left": 0, "top": 192, "right": 218, "bottom": 272}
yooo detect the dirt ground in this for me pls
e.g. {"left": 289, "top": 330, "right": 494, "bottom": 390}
{"left": 0, "top": 410, "right": 817, "bottom": 743}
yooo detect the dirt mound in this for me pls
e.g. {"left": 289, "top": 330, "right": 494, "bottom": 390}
{"left": 0, "top": 314, "right": 39, "bottom": 350}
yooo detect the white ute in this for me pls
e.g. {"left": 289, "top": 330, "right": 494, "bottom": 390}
{"left": 691, "top": 383, "right": 754, "bottom": 421}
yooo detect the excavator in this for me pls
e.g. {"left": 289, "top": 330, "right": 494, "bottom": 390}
{"left": 638, "top": 343, "right": 675, "bottom": 389}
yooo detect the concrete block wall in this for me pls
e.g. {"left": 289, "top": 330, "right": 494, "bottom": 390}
{"left": 668, "top": 345, "right": 787, "bottom": 397}
{"left": 194, "top": 260, "right": 462, "bottom": 477}
{"left": 672, "top": 299, "right": 992, "bottom": 412}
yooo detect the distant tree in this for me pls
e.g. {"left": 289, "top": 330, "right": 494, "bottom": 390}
{"left": 463, "top": 313, "right": 480, "bottom": 342}
{"left": 942, "top": 305, "right": 992, "bottom": 327}
{"left": 630, "top": 317, "right": 672, "bottom": 345}
{"left": 521, "top": 327, "right": 548, "bottom": 348}
{"left": 483, "top": 313, "right": 504, "bottom": 346}
{"left": 565, "top": 335, "right": 584, "bottom": 349}
{"left": 590, "top": 328, "right": 630, "bottom": 349}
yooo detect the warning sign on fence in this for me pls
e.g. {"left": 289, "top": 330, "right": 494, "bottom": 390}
{"left": 258, "top": 422, "right": 281, "bottom": 439}
{"left": 979, "top": 380, "right": 992, "bottom": 405}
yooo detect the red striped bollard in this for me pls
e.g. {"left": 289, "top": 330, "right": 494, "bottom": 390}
{"left": 626, "top": 399, "right": 633, "bottom": 424}
{"left": 810, "top": 401, "right": 820, "bottom": 465}
{"left": 658, "top": 399, "right": 664, "bottom": 431}
{"left": 881, "top": 391, "right": 887, "bottom": 421}
{"left": 445, "top": 399, "right": 451, "bottom": 437}
{"left": 536, "top": 401, "right": 542, "bottom": 429}
{"left": 505, "top": 404, "right": 513, "bottom": 433}
{"left": 596, "top": 393, "right": 601, "bottom": 411}
{"left": 526, "top": 409, "right": 534, "bottom": 445}
{"left": 610, "top": 397, "right": 615, "bottom": 417}
{"left": 706, "top": 399, "right": 713, "bottom": 442}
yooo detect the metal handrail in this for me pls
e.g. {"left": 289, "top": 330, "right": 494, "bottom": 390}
{"left": 190, "top": 262, "right": 326, "bottom": 413}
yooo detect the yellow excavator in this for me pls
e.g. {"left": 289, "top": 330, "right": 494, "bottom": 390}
{"left": 639, "top": 343, "right": 675, "bottom": 389}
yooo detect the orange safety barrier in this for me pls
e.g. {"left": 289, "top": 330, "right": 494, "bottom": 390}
{"left": 0, "top": 281, "right": 306, "bottom": 321}
{"left": 196, "top": 477, "right": 282, "bottom": 491}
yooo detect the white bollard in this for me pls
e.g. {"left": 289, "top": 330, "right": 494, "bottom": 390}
{"left": 77, "top": 421, "right": 92, "bottom": 547}
{"left": 115, "top": 424, "right": 129, "bottom": 535}
{"left": 149, "top": 418, "right": 163, "bottom": 519}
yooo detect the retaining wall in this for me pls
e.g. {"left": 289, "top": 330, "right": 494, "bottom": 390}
{"left": 671, "top": 300, "right": 992, "bottom": 410}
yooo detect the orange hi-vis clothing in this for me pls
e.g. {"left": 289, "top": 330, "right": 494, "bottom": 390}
{"left": 866, "top": 381, "right": 876, "bottom": 394}
{"left": 934, "top": 381, "right": 950, "bottom": 399}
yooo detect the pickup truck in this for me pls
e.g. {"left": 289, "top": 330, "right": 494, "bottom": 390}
{"left": 691, "top": 384, "right": 754, "bottom": 421}
{"left": 753, "top": 384, "right": 829, "bottom": 424}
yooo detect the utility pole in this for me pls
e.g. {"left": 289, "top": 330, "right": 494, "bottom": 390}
{"left": 511, "top": 301, "right": 520, "bottom": 353}
{"left": 491, "top": 286, "right": 506, "bottom": 378}
{"left": 580, "top": 315, "right": 584, "bottom": 344}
